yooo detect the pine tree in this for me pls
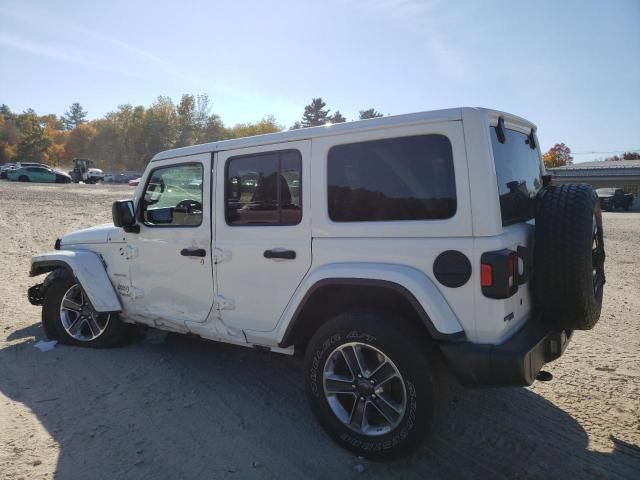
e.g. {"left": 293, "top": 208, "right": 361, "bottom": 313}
{"left": 62, "top": 102, "right": 88, "bottom": 130}
{"left": 300, "top": 98, "right": 331, "bottom": 127}
{"left": 359, "top": 108, "right": 383, "bottom": 119}
{"left": 330, "top": 111, "right": 347, "bottom": 123}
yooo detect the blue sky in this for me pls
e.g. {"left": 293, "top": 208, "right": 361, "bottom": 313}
{"left": 1, "top": 0, "right": 638, "bottom": 161}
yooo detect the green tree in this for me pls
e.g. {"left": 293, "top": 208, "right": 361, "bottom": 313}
{"left": 176, "top": 94, "right": 197, "bottom": 147}
{"left": 330, "top": 111, "right": 347, "bottom": 123}
{"left": 16, "top": 111, "right": 52, "bottom": 162}
{"left": 202, "top": 114, "right": 226, "bottom": 143}
{"left": 144, "top": 96, "right": 178, "bottom": 158}
{"left": 296, "top": 97, "right": 331, "bottom": 128}
{"left": 40, "top": 114, "right": 64, "bottom": 131}
{"left": 0, "top": 104, "right": 14, "bottom": 121}
{"left": 61, "top": 102, "right": 88, "bottom": 130}
{"left": 359, "top": 108, "right": 383, "bottom": 119}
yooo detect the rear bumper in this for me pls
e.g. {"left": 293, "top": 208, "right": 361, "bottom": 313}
{"left": 440, "top": 319, "right": 573, "bottom": 387}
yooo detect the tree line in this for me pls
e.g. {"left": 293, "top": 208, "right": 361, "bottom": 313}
{"left": 543, "top": 142, "right": 640, "bottom": 169}
{"left": 0, "top": 96, "right": 384, "bottom": 171}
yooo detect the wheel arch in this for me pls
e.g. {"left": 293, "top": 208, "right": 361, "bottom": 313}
{"left": 30, "top": 250, "right": 122, "bottom": 313}
{"left": 277, "top": 265, "right": 466, "bottom": 349}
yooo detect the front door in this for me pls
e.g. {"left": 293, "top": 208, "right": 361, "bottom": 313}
{"left": 215, "top": 141, "right": 312, "bottom": 332}
{"left": 127, "top": 153, "right": 214, "bottom": 327}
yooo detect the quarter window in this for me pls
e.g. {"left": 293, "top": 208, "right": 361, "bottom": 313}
{"left": 327, "top": 134, "right": 456, "bottom": 222}
{"left": 141, "top": 163, "right": 203, "bottom": 227}
{"left": 226, "top": 150, "right": 302, "bottom": 226}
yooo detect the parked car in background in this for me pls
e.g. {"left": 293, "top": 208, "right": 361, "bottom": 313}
{"left": 0, "top": 163, "right": 17, "bottom": 179}
{"left": 596, "top": 188, "right": 633, "bottom": 211}
{"left": 128, "top": 177, "right": 141, "bottom": 187}
{"left": 8, "top": 166, "right": 72, "bottom": 183}
{"left": 103, "top": 171, "right": 143, "bottom": 184}
{"left": 16, "top": 162, "right": 50, "bottom": 168}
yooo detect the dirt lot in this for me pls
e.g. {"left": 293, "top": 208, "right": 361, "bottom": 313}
{"left": 0, "top": 181, "right": 638, "bottom": 480}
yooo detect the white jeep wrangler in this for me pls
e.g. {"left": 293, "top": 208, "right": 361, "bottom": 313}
{"left": 28, "top": 108, "right": 605, "bottom": 458}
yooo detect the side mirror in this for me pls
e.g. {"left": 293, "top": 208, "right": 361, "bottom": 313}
{"left": 112, "top": 200, "right": 139, "bottom": 233}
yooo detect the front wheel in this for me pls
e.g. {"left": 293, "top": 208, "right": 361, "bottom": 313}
{"left": 18, "top": 175, "right": 29, "bottom": 182}
{"left": 42, "top": 271, "right": 131, "bottom": 348}
{"left": 304, "top": 311, "right": 446, "bottom": 459}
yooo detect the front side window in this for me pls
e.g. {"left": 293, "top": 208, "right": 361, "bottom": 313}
{"left": 490, "top": 127, "right": 542, "bottom": 225}
{"left": 226, "top": 150, "right": 302, "bottom": 226}
{"left": 328, "top": 134, "right": 456, "bottom": 222}
{"left": 141, "top": 163, "right": 203, "bottom": 227}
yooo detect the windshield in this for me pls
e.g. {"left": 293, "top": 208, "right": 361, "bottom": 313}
{"left": 490, "top": 126, "right": 542, "bottom": 225}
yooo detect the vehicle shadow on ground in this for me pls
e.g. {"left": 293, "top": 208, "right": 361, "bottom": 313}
{"left": 1, "top": 324, "right": 638, "bottom": 480}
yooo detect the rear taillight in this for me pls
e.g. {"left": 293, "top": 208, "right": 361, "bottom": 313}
{"left": 480, "top": 263, "right": 493, "bottom": 287}
{"left": 480, "top": 249, "right": 519, "bottom": 299}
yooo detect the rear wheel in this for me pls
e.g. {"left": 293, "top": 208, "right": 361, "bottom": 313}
{"left": 43, "top": 272, "right": 131, "bottom": 347}
{"left": 304, "top": 311, "right": 445, "bottom": 459}
{"left": 18, "top": 175, "right": 29, "bottom": 182}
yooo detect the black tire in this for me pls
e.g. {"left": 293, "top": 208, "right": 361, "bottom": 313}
{"left": 534, "top": 184, "right": 605, "bottom": 330}
{"left": 304, "top": 311, "right": 446, "bottom": 459}
{"left": 18, "top": 175, "right": 29, "bottom": 182}
{"left": 42, "top": 270, "right": 131, "bottom": 348}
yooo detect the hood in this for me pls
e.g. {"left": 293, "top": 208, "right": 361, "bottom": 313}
{"left": 88, "top": 168, "right": 104, "bottom": 174}
{"left": 60, "top": 223, "right": 125, "bottom": 246}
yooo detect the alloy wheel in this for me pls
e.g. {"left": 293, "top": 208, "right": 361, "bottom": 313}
{"left": 59, "top": 284, "right": 110, "bottom": 341}
{"left": 323, "top": 342, "right": 407, "bottom": 436}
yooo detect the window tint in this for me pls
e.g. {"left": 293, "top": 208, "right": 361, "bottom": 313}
{"left": 226, "top": 150, "right": 302, "bottom": 226}
{"left": 490, "top": 127, "right": 542, "bottom": 225}
{"left": 328, "top": 134, "right": 456, "bottom": 222}
{"left": 141, "top": 163, "right": 203, "bottom": 227}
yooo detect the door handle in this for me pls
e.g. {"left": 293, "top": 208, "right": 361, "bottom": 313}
{"left": 181, "top": 248, "right": 207, "bottom": 257}
{"left": 264, "top": 249, "right": 296, "bottom": 260}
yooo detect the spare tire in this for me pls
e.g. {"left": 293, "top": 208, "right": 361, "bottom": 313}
{"left": 533, "top": 183, "right": 605, "bottom": 330}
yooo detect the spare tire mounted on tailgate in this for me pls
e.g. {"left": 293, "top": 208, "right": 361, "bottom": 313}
{"left": 534, "top": 183, "right": 605, "bottom": 330}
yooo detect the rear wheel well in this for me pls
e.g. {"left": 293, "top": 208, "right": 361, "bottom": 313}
{"left": 281, "top": 281, "right": 452, "bottom": 350}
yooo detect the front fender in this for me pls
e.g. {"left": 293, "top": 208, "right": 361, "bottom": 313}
{"left": 30, "top": 250, "right": 122, "bottom": 313}
{"left": 274, "top": 262, "right": 465, "bottom": 343}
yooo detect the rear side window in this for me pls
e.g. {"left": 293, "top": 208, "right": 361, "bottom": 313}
{"left": 226, "top": 150, "right": 302, "bottom": 226}
{"left": 490, "top": 127, "right": 542, "bottom": 225}
{"left": 327, "top": 134, "right": 456, "bottom": 222}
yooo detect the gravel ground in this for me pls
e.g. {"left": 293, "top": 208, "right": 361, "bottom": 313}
{"left": 0, "top": 181, "right": 638, "bottom": 480}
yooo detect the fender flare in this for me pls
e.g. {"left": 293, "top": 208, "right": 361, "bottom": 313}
{"left": 30, "top": 250, "right": 122, "bottom": 313}
{"left": 276, "top": 262, "right": 465, "bottom": 346}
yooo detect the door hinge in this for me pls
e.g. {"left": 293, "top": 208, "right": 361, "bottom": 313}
{"left": 214, "top": 295, "right": 235, "bottom": 311}
{"left": 213, "top": 248, "right": 231, "bottom": 264}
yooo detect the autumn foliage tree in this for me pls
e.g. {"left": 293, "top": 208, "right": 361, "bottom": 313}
{"left": 16, "top": 111, "right": 52, "bottom": 163}
{"left": 606, "top": 152, "right": 640, "bottom": 161}
{"left": 0, "top": 95, "right": 387, "bottom": 171}
{"left": 543, "top": 143, "right": 573, "bottom": 168}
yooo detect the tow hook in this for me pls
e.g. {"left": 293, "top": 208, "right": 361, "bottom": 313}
{"left": 536, "top": 370, "right": 553, "bottom": 382}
